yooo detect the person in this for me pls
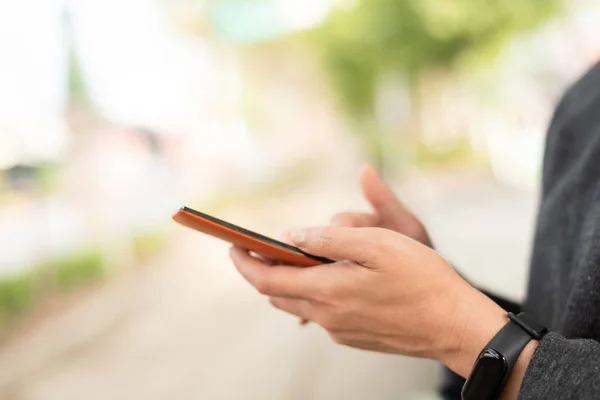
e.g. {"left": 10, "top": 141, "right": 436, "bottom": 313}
{"left": 229, "top": 60, "right": 600, "bottom": 399}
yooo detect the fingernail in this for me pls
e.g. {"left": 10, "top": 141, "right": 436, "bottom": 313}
{"left": 290, "top": 229, "right": 307, "bottom": 246}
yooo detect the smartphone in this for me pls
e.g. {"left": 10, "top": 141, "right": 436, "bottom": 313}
{"left": 172, "top": 206, "right": 333, "bottom": 267}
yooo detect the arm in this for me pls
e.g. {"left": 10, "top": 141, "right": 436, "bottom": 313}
{"left": 440, "top": 314, "right": 600, "bottom": 400}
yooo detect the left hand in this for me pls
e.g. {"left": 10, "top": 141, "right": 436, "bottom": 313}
{"left": 230, "top": 226, "right": 508, "bottom": 377}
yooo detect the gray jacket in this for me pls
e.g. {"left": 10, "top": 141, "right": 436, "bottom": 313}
{"left": 441, "top": 61, "right": 600, "bottom": 399}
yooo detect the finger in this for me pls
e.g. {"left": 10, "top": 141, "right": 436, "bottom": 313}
{"left": 359, "top": 164, "right": 409, "bottom": 223}
{"left": 269, "top": 297, "right": 315, "bottom": 321}
{"left": 252, "top": 252, "right": 276, "bottom": 265}
{"left": 289, "top": 226, "right": 399, "bottom": 267}
{"left": 279, "top": 229, "right": 301, "bottom": 245}
{"left": 330, "top": 211, "right": 377, "bottom": 228}
{"left": 230, "top": 247, "right": 323, "bottom": 298}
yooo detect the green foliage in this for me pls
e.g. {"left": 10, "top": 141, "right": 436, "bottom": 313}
{"left": 311, "top": 0, "right": 562, "bottom": 118}
{"left": 67, "top": 43, "right": 88, "bottom": 102}
{"left": 0, "top": 275, "right": 34, "bottom": 318}
{"left": 415, "top": 138, "right": 478, "bottom": 167}
{"left": 51, "top": 250, "right": 105, "bottom": 291}
{"left": 35, "top": 163, "right": 62, "bottom": 194}
{"left": 0, "top": 250, "right": 106, "bottom": 323}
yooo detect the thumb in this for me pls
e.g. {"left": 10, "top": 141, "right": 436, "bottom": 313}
{"left": 359, "top": 164, "right": 407, "bottom": 222}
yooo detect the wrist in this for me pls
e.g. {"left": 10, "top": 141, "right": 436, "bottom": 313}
{"left": 498, "top": 339, "right": 538, "bottom": 399}
{"left": 439, "top": 288, "right": 508, "bottom": 378}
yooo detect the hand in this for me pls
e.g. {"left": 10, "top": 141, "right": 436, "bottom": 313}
{"left": 330, "top": 165, "right": 432, "bottom": 247}
{"left": 285, "top": 164, "right": 432, "bottom": 326}
{"left": 230, "top": 226, "right": 507, "bottom": 377}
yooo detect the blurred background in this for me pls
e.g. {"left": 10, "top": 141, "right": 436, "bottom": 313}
{"left": 1, "top": 0, "right": 600, "bottom": 399}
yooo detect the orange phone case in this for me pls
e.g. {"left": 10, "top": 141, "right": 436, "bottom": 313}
{"left": 172, "top": 206, "right": 333, "bottom": 267}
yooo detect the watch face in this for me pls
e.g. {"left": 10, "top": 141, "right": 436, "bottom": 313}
{"left": 462, "top": 349, "right": 508, "bottom": 399}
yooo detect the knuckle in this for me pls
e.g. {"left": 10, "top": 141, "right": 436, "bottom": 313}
{"left": 316, "top": 227, "right": 336, "bottom": 250}
{"left": 254, "top": 276, "right": 272, "bottom": 295}
{"left": 268, "top": 297, "right": 281, "bottom": 309}
{"left": 320, "top": 313, "right": 342, "bottom": 330}
{"left": 328, "top": 333, "right": 347, "bottom": 346}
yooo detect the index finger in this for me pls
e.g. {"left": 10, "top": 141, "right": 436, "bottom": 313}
{"left": 290, "top": 226, "right": 402, "bottom": 268}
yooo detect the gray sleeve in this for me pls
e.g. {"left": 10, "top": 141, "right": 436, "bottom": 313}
{"left": 518, "top": 333, "right": 600, "bottom": 399}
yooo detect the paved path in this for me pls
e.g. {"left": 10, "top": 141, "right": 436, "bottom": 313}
{"left": 0, "top": 160, "right": 537, "bottom": 400}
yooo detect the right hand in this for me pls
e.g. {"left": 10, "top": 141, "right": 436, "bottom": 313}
{"left": 286, "top": 164, "right": 432, "bottom": 325}
{"left": 330, "top": 164, "right": 433, "bottom": 248}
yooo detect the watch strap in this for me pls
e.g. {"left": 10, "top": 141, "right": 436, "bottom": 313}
{"left": 486, "top": 314, "right": 536, "bottom": 374}
{"left": 462, "top": 312, "right": 547, "bottom": 400}
{"left": 508, "top": 312, "right": 548, "bottom": 340}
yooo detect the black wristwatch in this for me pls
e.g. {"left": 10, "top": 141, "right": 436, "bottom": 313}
{"left": 461, "top": 312, "right": 548, "bottom": 400}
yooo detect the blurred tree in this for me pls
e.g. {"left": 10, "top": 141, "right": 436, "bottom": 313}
{"left": 63, "top": 9, "right": 88, "bottom": 104}
{"left": 310, "top": 0, "right": 562, "bottom": 172}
